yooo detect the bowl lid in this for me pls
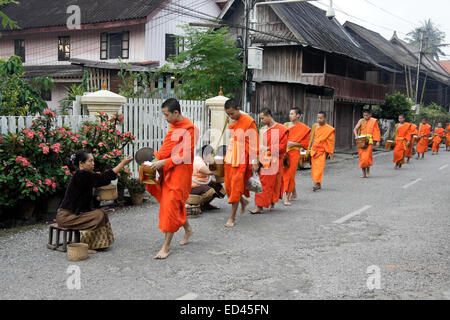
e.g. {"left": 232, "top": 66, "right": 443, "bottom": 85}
{"left": 135, "top": 148, "right": 155, "bottom": 165}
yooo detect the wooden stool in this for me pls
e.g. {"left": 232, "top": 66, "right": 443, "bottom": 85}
{"left": 47, "top": 224, "right": 81, "bottom": 252}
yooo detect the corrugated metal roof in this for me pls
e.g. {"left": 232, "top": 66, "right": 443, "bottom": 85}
{"left": 391, "top": 35, "right": 450, "bottom": 84}
{"left": 269, "top": 2, "right": 377, "bottom": 65}
{"left": 0, "top": 0, "right": 166, "bottom": 31}
{"left": 344, "top": 22, "right": 417, "bottom": 70}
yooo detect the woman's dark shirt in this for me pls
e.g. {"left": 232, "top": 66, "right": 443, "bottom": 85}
{"left": 59, "top": 169, "right": 117, "bottom": 214}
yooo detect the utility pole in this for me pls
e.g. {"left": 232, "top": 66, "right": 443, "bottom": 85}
{"left": 415, "top": 30, "right": 424, "bottom": 114}
{"left": 242, "top": 0, "right": 250, "bottom": 113}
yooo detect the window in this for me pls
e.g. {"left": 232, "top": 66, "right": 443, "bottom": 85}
{"left": 166, "top": 33, "right": 179, "bottom": 60}
{"left": 14, "top": 39, "right": 25, "bottom": 63}
{"left": 100, "top": 31, "right": 129, "bottom": 60}
{"left": 58, "top": 36, "right": 70, "bottom": 61}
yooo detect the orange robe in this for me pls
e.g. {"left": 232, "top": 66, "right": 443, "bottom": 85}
{"left": 282, "top": 122, "right": 311, "bottom": 194}
{"left": 446, "top": 124, "right": 450, "bottom": 147}
{"left": 432, "top": 128, "right": 444, "bottom": 152}
{"left": 417, "top": 123, "right": 431, "bottom": 154}
{"left": 393, "top": 123, "right": 412, "bottom": 164}
{"left": 311, "top": 124, "right": 335, "bottom": 183}
{"left": 406, "top": 123, "right": 418, "bottom": 158}
{"left": 255, "top": 123, "right": 288, "bottom": 208}
{"left": 146, "top": 117, "right": 198, "bottom": 233}
{"left": 357, "top": 118, "right": 381, "bottom": 169}
{"left": 224, "top": 113, "right": 259, "bottom": 203}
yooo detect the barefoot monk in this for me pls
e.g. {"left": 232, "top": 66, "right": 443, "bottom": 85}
{"left": 393, "top": 114, "right": 412, "bottom": 170}
{"left": 353, "top": 110, "right": 381, "bottom": 178}
{"left": 416, "top": 118, "right": 431, "bottom": 160}
{"left": 146, "top": 99, "right": 199, "bottom": 259}
{"left": 282, "top": 108, "right": 310, "bottom": 206}
{"left": 431, "top": 123, "right": 445, "bottom": 155}
{"left": 310, "top": 112, "right": 335, "bottom": 192}
{"left": 250, "top": 108, "right": 288, "bottom": 214}
{"left": 223, "top": 99, "right": 259, "bottom": 227}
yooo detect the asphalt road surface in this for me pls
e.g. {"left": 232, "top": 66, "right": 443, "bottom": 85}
{"left": 0, "top": 148, "right": 449, "bottom": 300}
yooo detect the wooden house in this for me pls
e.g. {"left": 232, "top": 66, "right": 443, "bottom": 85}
{"left": 220, "top": 0, "right": 390, "bottom": 150}
{"left": 344, "top": 22, "right": 450, "bottom": 110}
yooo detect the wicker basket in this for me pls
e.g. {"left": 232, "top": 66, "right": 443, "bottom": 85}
{"left": 96, "top": 184, "right": 118, "bottom": 201}
{"left": 67, "top": 243, "right": 89, "bottom": 261}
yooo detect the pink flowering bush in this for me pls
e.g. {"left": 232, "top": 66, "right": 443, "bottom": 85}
{"left": 0, "top": 110, "right": 135, "bottom": 209}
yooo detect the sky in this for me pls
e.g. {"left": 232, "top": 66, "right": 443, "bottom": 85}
{"left": 311, "top": 0, "right": 450, "bottom": 60}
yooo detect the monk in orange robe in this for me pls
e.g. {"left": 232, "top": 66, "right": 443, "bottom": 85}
{"left": 224, "top": 99, "right": 259, "bottom": 228}
{"left": 431, "top": 123, "right": 445, "bottom": 155}
{"left": 311, "top": 111, "right": 335, "bottom": 192}
{"left": 250, "top": 108, "right": 288, "bottom": 214}
{"left": 416, "top": 118, "right": 431, "bottom": 160}
{"left": 406, "top": 123, "right": 418, "bottom": 162}
{"left": 353, "top": 110, "right": 381, "bottom": 178}
{"left": 446, "top": 123, "right": 450, "bottom": 151}
{"left": 393, "top": 114, "right": 412, "bottom": 170}
{"left": 282, "top": 108, "right": 310, "bottom": 206}
{"left": 146, "top": 99, "right": 198, "bottom": 259}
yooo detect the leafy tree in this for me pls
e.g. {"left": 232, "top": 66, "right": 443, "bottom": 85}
{"left": 419, "top": 102, "right": 449, "bottom": 127}
{"left": 161, "top": 26, "right": 244, "bottom": 100}
{"left": 406, "top": 19, "right": 448, "bottom": 61}
{"left": 0, "top": 0, "right": 19, "bottom": 34}
{"left": 373, "top": 93, "right": 414, "bottom": 122}
{"left": 0, "top": 56, "right": 49, "bottom": 116}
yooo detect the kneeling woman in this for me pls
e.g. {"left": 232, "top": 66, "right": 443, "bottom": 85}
{"left": 56, "top": 150, "right": 133, "bottom": 254}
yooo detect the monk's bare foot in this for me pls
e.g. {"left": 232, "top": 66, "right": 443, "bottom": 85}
{"left": 154, "top": 248, "right": 171, "bottom": 259}
{"left": 313, "top": 184, "right": 321, "bottom": 192}
{"left": 249, "top": 208, "right": 264, "bottom": 214}
{"left": 284, "top": 200, "right": 292, "bottom": 207}
{"left": 225, "top": 219, "right": 235, "bottom": 228}
{"left": 179, "top": 228, "right": 194, "bottom": 246}
{"left": 269, "top": 204, "right": 275, "bottom": 211}
{"left": 360, "top": 175, "right": 367, "bottom": 178}
{"left": 88, "top": 249, "right": 97, "bottom": 254}
{"left": 366, "top": 169, "right": 370, "bottom": 178}
{"left": 240, "top": 198, "right": 249, "bottom": 215}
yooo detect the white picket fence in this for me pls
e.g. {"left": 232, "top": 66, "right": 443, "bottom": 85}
{"left": 0, "top": 97, "right": 210, "bottom": 177}
{"left": 120, "top": 98, "right": 209, "bottom": 175}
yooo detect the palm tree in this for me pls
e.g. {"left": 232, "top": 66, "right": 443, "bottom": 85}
{"left": 406, "top": 19, "right": 448, "bottom": 61}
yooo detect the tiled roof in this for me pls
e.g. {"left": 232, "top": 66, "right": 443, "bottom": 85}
{"left": 0, "top": 0, "right": 166, "bottom": 31}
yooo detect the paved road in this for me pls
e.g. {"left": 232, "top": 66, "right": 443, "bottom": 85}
{"left": 0, "top": 148, "right": 449, "bottom": 300}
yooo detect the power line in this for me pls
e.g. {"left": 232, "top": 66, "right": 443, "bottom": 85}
{"left": 361, "top": 0, "right": 418, "bottom": 28}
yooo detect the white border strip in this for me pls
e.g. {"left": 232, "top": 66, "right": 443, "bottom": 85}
{"left": 333, "top": 205, "right": 372, "bottom": 224}
{"left": 402, "top": 178, "right": 422, "bottom": 189}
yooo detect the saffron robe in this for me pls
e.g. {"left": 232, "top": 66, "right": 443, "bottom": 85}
{"left": 393, "top": 123, "right": 412, "bottom": 164}
{"left": 255, "top": 123, "right": 288, "bottom": 208}
{"left": 310, "top": 124, "right": 335, "bottom": 183}
{"left": 282, "top": 122, "right": 311, "bottom": 194}
{"left": 224, "top": 113, "right": 259, "bottom": 203}
{"left": 146, "top": 117, "right": 198, "bottom": 233}
{"left": 432, "top": 128, "right": 445, "bottom": 152}
{"left": 406, "top": 123, "right": 418, "bottom": 158}
{"left": 446, "top": 124, "right": 450, "bottom": 147}
{"left": 357, "top": 118, "right": 381, "bottom": 169}
{"left": 417, "top": 123, "right": 431, "bottom": 154}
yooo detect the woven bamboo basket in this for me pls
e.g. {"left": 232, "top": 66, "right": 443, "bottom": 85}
{"left": 96, "top": 184, "right": 118, "bottom": 201}
{"left": 67, "top": 243, "right": 89, "bottom": 261}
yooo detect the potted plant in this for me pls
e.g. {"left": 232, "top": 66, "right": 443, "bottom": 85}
{"left": 126, "top": 178, "right": 146, "bottom": 205}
